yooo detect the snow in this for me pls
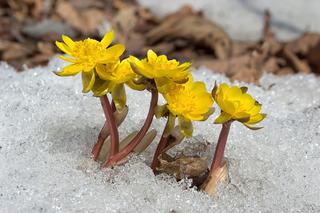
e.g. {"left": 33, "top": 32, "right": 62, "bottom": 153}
{"left": 1, "top": 58, "right": 320, "bottom": 212}
{"left": 138, "top": 0, "right": 320, "bottom": 41}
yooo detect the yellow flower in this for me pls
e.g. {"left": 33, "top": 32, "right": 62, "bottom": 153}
{"left": 159, "top": 78, "right": 214, "bottom": 136}
{"left": 129, "top": 50, "right": 191, "bottom": 85}
{"left": 212, "top": 83, "right": 266, "bottom": 129}
{"left": 96, "top": 59, "right": 136, "bottom": 84}
{"left": 93, "top": 58, "right": 145, "bottom": 94}
{"left": 55, "top": 31, "right": 125, "bottom": 76}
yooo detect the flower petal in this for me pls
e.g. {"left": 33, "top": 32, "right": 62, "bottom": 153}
{"left": 147, "top": 49, "right": 157, "bottom": 63}
{"left": 104, "top": 44, "right": 125, "bottom": 59}
{"left": 101, "top": 31, "right": 114, "bottom": 48}
{"left": 96, "top": 63, "right": 118, "bottom": 81}
{"left": 59, "top": 55, "right": 77, "bottom": 63}
{"left": 54, "top": 64, "right": 82, "bottom": 76}
{"left": 55, "top": 41, "right": 72, "bottom": 55}
{"left": 62, "top": 35, "right": 75, "bottom": 48}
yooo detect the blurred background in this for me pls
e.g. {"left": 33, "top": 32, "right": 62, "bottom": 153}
{"left": 1, "top": 0, "right": 320, "bottom": 83}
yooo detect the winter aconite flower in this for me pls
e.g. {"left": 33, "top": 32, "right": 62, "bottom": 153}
{"left": 93, "top": 59, "right": 144, "bottom": 109}
{"left": 55, "top": 31, "right": 124, "bottom": 75}
{"left": 55, "top": 31, "right": 125, "bottom": 93}
{"left": 129, "top": 50, "right": 191, "bottom": 86}
{"left": 212, "top": 83, "right": 266, "bottom": 129}
{"left": 156, "top": 78, "right": 214, "bottom": 137}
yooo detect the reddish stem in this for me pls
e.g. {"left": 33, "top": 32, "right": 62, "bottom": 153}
{"left": 91, "top": 122, "right": 108, "bottom": 161}
{"left": 151, "top": 118, "right": 170, "bottom": 172}
{"left": 111, "top": 100, "right": 116, "bottom": 112}
{"left": 210, "top": 121, "right": 232, "bottom": 172}
{"left": 100, "top": 95, "right": 119, "bottom": 157}
{"left": 102, "top": 87, "right": 158, "bottom": 167}
{"left": 91, "top": 99, "right": 117, "bottom": 160}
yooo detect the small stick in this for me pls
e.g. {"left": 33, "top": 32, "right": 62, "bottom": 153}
{"left": 102, "top": 87, "right": 158, "bottom": 167}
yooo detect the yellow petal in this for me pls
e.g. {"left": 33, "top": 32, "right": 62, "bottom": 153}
{"left": 104, "top": 44, "right": 125, "bottom": 59}
{"left": 82, "top": 70, "right": 95, "bottom": 93}
{"left": 147, "top": 49, "right": 157, "bottom": 63}
{"left": 55, "top": 41, "right": 72, "bottom": 55}
{"left": 59, "top": 55, "right": 77, "bottom": 63}
{"left": 214, "top": 111, "right": 232, "bottom": 124}
{"left": 54, "top": 64, "right": 82, "bottom": 76}
{"left": 62, "top": 35, "right": 75, "bottom": 48}
{"left": 101, "top": 31, "right": 114, "bottom": 47}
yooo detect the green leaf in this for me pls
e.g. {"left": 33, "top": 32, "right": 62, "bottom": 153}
{"left": 178, "top": 116, "right": 193, "bottom": 137}
{"left": 82, "top": 70, "right": 95, "bottom": 93}
{"left": 111, "top": 84, "right": 126, "bottom": 110}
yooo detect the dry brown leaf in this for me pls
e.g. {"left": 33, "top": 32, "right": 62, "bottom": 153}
{"left": 306, "top": 41, "right": 320, "bottom": 74}
{"left": 157, "top": 154, "right": 208, "bottom": 180}
{"left": 0, "top": 41, "right": 32, "bottom": 61}
{"left": 56, "top": 0, "right": 105, "bottom": 34}
{"left": 146, "top": 5, "right": 232, "bottom": 60}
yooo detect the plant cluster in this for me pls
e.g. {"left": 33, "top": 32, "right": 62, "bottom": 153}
{"left": 55, "top": 31, "right": 266, "bottom": 194}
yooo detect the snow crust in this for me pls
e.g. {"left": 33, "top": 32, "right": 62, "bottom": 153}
{"left": 1, "top": 58, "right": 320, "bottom": 212}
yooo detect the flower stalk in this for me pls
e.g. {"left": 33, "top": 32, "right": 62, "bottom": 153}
{"left": 102, "top": 87, "right": 158, "bottom": 167}
{"left": 100, "top": 95, "right": 119, "bottom": 158}
{"left": 210, "top": 121, "right": 232, "bottom": 172}
{"left": 151, "top": 119, "right": 171, "bottom": 172}
{"left": 91, "top": 122, "right": 108, "bottom": 161}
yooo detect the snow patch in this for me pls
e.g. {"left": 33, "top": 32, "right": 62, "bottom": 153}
{"left": 0, "top": 58, "right": 320, "bottom": 212}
